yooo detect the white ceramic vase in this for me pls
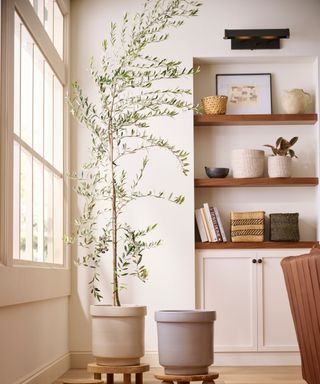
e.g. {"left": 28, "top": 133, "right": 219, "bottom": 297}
{"left": 282, "top": 89, "right": 312, "bottom": 114}
{"left": 155, "top": 310, "right": 216, "bottom": 375}
{"left": 268, "top": 156, "right": 292, "bottom": 178}
{"left": 231, "top": 149, "right": 265, "bottom": 178}
{"left": 90, "top": 305, "right": 147, "bottom": 366}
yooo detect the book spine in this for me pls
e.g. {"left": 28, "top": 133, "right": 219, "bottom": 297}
{"left": 200, "top": 208, "right": 213, "bottom": 242}
{"left": 203, "top": 203, "right": 218, "bottom": 242}
{"left": 214, "top": 207, "right": 227, "bottom": 242}
{"left": 195, "top": 209, "right": 208, "bottom": 242}
{"left": 209, "top": 206, "right": 223, "bottom": 242}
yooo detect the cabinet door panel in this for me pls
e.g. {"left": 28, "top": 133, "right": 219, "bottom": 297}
{"left": 202, "top": 250, "right": 257, "bottom": 352}
{"left": 257, "top": 249, "right": 307, "bottom": 351}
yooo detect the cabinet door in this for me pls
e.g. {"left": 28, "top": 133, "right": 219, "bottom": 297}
{"left": 256, "top": 249, "right": 307, "bottom": 352}
{"left": 199, "top": 250, "right": 257, "bottom": 352}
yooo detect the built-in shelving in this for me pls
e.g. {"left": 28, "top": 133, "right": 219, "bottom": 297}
{"left": 195, "top": 241, "right": 318, "bottom": 249}
{"left": 195, "top": 177, "right": 319, "bottom": 188}
{"left": 194, "top": 114, "right": 318, "bottom": 126}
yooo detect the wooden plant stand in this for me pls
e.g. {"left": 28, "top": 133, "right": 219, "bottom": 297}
{"left": 154, "top": 372, "right": 219, "bottom": 384}
{"left": 87, "top": 363, "right": 150, "bottom": 384}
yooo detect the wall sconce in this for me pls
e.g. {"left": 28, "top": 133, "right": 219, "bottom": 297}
{"left": 224, "top": 29, "right": 290, "bottom": 50}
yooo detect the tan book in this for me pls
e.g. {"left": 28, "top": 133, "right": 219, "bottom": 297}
{"left": 200, "top": 207, "right": 213, "bottom": 242}
{"left": 195, "top": 209, "right": 208, "bottom": 242}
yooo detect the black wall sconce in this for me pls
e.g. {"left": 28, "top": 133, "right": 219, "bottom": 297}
{"left": 224, "top": 29, "right": 290, "bottom": 50}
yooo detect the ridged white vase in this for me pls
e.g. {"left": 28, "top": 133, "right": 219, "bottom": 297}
{"left": 268, "top": 156, "right": 292, "bottom": 178}
{"left": 231, "top": 149, "right": 265, "bottom": 178}
{"left": 90, "top": 305, "right": 146, "bottom": 366}
{"left": 155, "top": 310, "right": 216, "bottom": 375}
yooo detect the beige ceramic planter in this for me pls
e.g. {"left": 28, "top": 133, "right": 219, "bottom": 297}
{"left": 90, "top": 305, "right": 147, "bottom": 366}
{"left": 155, "top": 310, "right": 216, "bottom": 375}
{"left": 268, "top": 156, "right": 292, "bottom": 178}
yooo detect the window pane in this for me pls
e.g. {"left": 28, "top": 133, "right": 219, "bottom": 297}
{"left": 20, "top": 24, "right": 33, "bottom": 147}
{"left": 29, "top": 0, "right": 63, "bottom": 58}
{"left": 14, "top": 14, "right": 21, "bottom": 136}
{"left": 34, "top": 0, "right": 44, "bottom": 24}
{"left": 53, "top": 176, "right": 63, "bottom": 264}
{"left": 13, "top": 143, "right": 20, "bottom": 259}
{"left": 20, "top": 149, "right": 33, "bottom": 261}
{"left": 54, "top": 76, "right": 63, "bottom": 172}
{"left": 44, "top": 168, "right": 53, "bottom": 263}
{"left": 53, "top": 2, "right": 64, "bottom": 58}
{"left": 34, "top": 46, "right": 44, "bottom": 156}
{"left": 33, "top": 159, "right": 44, "bottom": 262}
{"left": 44, "top": 62, "right": 53, "bottom": 163}
{"left": 44, "top": 0, "right": 54, "bottom": 41}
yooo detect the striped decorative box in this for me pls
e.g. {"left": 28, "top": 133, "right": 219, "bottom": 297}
{"left": 231, "top": 211, "right": 265, "bottom": 242}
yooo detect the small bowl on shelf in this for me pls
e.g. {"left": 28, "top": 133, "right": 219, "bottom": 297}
{"left": 205, "top": 166, "right": 229, "bottom": 178}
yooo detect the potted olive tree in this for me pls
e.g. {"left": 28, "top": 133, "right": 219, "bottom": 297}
{"left": 67, "top": 0, "right": 202, "bottom": 366}
{"left": 264, "top": 136, "right": 298, "bottom": 177}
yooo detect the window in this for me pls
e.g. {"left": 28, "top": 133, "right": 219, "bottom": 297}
{"left": 1, "top": 0, "right": 68, "bottom": 267}
{"left": 28, "top": 0, "right": 64, "bottom": 58}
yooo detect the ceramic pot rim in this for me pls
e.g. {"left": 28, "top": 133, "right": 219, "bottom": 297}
{"left": 155, "top": 309, "right": 216, "bottom": 323}
{"left": 90, "top": 304, "right": 147, "bottom": 317}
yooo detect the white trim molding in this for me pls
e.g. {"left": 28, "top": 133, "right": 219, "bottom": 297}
{"left": 14, "top": 353, "right": 70, "bottom": 384}
{"left": 70, "top": 350, "right": 301, "bottom": 368}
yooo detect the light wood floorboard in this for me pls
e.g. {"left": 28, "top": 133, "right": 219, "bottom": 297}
{"left": 55, "top": 366, "right": 305, "bottom": 384}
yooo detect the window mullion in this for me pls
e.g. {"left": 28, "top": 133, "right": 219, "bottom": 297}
{"left": 0, "top": 0, "right": 15, "bottom": 266}
{"left": 13, "top": 134, "right": 63, "bottom": 179}
{"left": 14, "top": 0, "right": 66, "bottom": 85}
{"left": 56, "top": 0, "right": 69, "bottom": 16}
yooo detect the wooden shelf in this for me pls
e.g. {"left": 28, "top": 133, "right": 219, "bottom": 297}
{"left": 194, "top": 114, "right": 318, "bottom": 126}
{"left": 195, "top": 177, "right": 319, "bottom": 188}
{"left": 195, "top": 241, "right": 318, "bottom": 249}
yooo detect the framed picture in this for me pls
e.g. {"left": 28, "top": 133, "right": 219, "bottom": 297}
{"left": 216, "top": 73, "right": 272, "bottom": 114}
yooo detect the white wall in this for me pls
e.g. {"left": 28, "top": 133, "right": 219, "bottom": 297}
{"left": 70, "top": 0, "right": 320, "bottom": 362}
{"left": 0, "top": 298, "right": 69, "bottom": 384}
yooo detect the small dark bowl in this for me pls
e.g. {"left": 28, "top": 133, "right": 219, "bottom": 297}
{"left": 205, "top": 166, "right": 229, "bottom": 178}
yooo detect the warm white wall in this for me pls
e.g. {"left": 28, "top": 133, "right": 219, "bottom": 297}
{"left": 0, "top": 298, "right": 69, "bottom": 384}
{"left": 70, "top": 0, "right": 320, "bottom": 361}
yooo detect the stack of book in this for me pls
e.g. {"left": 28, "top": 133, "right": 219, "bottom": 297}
{"left": 195, "top": 203, "right": 227, "bottom": 243}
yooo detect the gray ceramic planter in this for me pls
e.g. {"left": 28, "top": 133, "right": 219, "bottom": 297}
{"left": 155, "top": 310, "right": 216, "bottom": 375}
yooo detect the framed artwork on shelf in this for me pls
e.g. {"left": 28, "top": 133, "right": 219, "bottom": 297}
{"left": 216, "top": 73, "right": 272, "bottom": 114}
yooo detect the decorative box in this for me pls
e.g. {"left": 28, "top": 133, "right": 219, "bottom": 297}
{"left": 270, "top": 213, "right": 300, "bottom": 242}
{"left": 231, "top": 211, "right": 265, "bottom": 242}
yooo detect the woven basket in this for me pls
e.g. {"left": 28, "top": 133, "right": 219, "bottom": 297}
{"left": 231, "top": 211, "right": 265, "bottom": 242}
{"left": 270, "top": 213, "right": 299, "bottom": 241}
{"left": 232, "top": 149, "right": 264, "bottom": 178}
{"left": 201, "top": 95, "right": 228, "bottom": 115}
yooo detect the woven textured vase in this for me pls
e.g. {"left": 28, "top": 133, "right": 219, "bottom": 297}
{"left": 231, "top": 149, "right": 264, "bottom": 178}
{"left": 201, "top": 95, "right": 228, "bottom": 114}
{"left": 268, "top": 156, "right": 292, "bottom": 178}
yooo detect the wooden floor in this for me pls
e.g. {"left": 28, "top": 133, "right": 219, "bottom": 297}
{"left": 55, "top": 366, "right": 305, "bottom": 384}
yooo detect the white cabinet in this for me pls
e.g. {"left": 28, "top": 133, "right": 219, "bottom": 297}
{"left": 257, "top": 250, "right": 299, "bottom": 352}
{"left": 201, "top": 250, "right": 257, "bottom": 352}
{"left": 197, "top": 248, "right": 308, "bottom": 353}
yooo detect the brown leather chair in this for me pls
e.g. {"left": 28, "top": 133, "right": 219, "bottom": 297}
{"left": 281, "top": 248, "right": 320, "bottom": 384}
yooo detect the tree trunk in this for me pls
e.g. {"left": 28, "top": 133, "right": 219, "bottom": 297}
{"left": 109, "top": 120, "right": 120, "bottom": 307}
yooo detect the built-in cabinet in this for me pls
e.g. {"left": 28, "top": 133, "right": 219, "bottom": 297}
{"left": 197, "top": 249, "right": 304, "bottom": 354}
{"left": 194, "top": 56, "right": 319, "bottom": 365}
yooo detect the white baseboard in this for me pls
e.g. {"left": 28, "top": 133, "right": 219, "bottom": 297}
{"left": 14, "top": 353, "right": 70, "bottom": 384}
{"left": 214, "top": 352, "right": 301, "bottom": 366}
{"left": 70, "top": 350, "right": 301, "bottom": 368}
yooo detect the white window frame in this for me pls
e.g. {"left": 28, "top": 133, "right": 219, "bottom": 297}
{"left": 0, "top": 0, "right": 71, "bottom": 306}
